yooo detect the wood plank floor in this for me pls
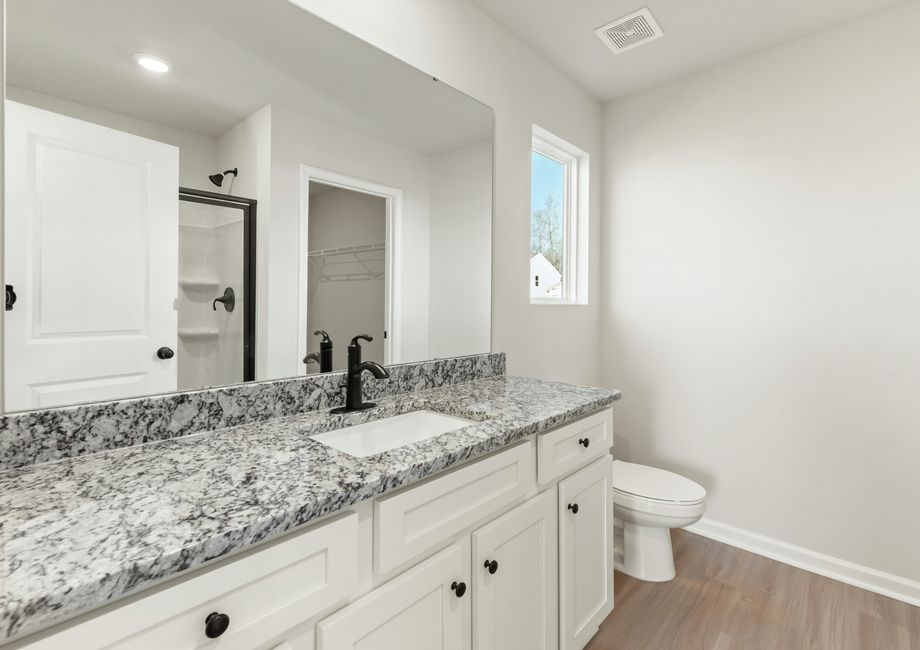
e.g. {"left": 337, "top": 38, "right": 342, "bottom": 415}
{"left": 585, "top": 529, "right": 920, "bottom": 650}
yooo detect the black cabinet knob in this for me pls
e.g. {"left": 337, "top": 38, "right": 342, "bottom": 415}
{"left": 484, "top": 559, "right": 498, "bottom": 574}
{"left": 451, "top": 581, "right": 467, "bottom": 598}
{"left": 5, "top": 285, "right": 16, "bottom": 311}
{"left": 157, "top": 346, "right": 174, "bottom": 360}
{"left": 579, "top": 437, "right": 590, "bottom": 448}
{"left": 205, "top": 612, "right": 230, "bottom": 638}
{"left": 568, "top": 503, "right": 579, "bottom": 514}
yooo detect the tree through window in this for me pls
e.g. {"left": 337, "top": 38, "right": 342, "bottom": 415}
{"left": 531, "top": 152, "right": 564, "bottom": 277}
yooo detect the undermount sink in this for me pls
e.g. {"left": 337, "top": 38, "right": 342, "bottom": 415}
{"left": 312, "top": 410, "right": 476, "bottom": 458}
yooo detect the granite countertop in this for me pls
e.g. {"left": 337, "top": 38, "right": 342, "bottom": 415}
{"left": 0, "top": 375, "right": 620, "bottom": 642}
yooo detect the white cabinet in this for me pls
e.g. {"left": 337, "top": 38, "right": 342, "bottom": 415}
{"left": 9, "top": 408, "right": 616, "bottom": 650}
{"left": 558, "top": 456, "right": 614, "bottom": 650}
{"left": 317, "top": 538, "right": 472, "bottom": 650}
{"left": 472, "top": 490, "right": 558, "bottom": 650}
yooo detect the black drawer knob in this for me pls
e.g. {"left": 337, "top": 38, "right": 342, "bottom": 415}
{"left": 484, "top": 559, "right": 498, "bottom": 574}
{"left": 451, "top": 581, "right": 467, "bottom": 598}
{"left": 157, "top": 346, "right": 175, "bottom": 360}
{"left": 568, "top": 503, "right": 579, "bottom": 514}
{"left": 205, "top": 612, "right": 230, "bottom": 638}
{"left": 579, "top": 438, "right": 590, "bottom": 448}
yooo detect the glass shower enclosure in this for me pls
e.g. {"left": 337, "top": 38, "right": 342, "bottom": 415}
{"left": 177, "top": 188, "right": 256, "bottom": 389}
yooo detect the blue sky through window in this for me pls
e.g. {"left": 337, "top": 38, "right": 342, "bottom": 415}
{"left": 531, "top": 151, "right": 564, "bottom": 214}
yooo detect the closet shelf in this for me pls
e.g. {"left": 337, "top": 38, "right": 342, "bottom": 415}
{"left": 320, "top": 272, "right": 384, "bottom": 282}
{"left": 179, "top": 278, "right": 220, "bottom": 291}
{"left": 178, "top": 327, "right": 220, "bottom": 340}
{"left": 309, "top": 242, "right": 385, "bottom": 283}
{"left": 307, "top": 241, "right": 385, "bottom": 258}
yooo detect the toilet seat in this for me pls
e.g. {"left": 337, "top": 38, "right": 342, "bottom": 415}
{"left": 613, "top": 487, "right": 707, "bottom": 519}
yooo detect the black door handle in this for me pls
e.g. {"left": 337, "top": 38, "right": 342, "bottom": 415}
{"left": 5, "top": 285, "right": 16, "bottom": 311}
{"left": 579, "top": 438, "right": 590, "bottom": 448}
{"left": 451, "top": 581, "right": 467, "bottom": 598}
{"left": 157, "top": 347, "right": 175, "bottom": 360}
{"left": 205, "top": 612, "right": 230, "bottom": 638}
{"left": 568, "top": 503, "right": 579, "bottom": 514}
{"left": 484, "top": 559, "right": 498, "bottom": 574}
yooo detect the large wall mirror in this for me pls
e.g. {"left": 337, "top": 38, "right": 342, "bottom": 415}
{"left": 3, "top": 0, "right": 493, "bottom": 413}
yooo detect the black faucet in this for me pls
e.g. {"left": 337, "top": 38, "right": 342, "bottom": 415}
{"left": 331, "top": 334, "right": 390, "bottom": 413}
{"left": 303, "top": 330, "right": 333, "bottom": 373}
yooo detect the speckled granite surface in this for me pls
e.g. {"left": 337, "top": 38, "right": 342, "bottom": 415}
{"left": 0, "top": 374, "right": 618, "bottom": 642}
{"left": 0, "top": 353, "right": 504, "bottom": 472}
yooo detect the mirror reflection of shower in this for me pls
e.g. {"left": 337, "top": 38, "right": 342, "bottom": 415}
{"left": 209, "top": 167, "right": 238, "bottom": 192}
{"left": 178, "top": 189, "right": 256, "bottom": 389}
{"left": 306, "top": 182, "right": 386, "bottom": 374}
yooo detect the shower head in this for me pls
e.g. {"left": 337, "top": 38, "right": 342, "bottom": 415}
{"left": 209, "top": 168, "right": 238, "bottom": 187}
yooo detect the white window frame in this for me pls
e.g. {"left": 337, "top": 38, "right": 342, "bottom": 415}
{"left": 530, "top": 125, "right": 589, "bottom": 305}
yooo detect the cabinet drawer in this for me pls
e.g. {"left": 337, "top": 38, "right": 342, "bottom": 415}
{"left": 20, "top": 512, "right": 359, "bottom": 650}
{"left": 537, "top": 409, "right": 612, "bottom": 485}
{"left": 375, "top": 440, "right": 534, "bottom": 575}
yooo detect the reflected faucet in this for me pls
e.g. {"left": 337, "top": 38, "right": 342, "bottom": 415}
{"left": 303, "top": 330, "right": 333, "bottom": 373}
{"left": 331, "top": 334, "right": 390, "bottom": 413}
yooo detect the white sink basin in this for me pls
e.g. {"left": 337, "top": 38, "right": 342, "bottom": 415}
{"left": 312, "top": 410, "right": 475, "bottom": 457}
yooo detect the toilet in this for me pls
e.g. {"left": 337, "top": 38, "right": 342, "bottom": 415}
{"left": 612, "top": 460, "right": 707, "bottom": 582}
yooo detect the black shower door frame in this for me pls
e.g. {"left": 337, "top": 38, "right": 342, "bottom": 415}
{"left": 178, "top": 187, "right": 257, "bottom": 382}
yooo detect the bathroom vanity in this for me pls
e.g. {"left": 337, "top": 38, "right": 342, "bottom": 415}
{"left": 0, "top": 365, "right": 620, "bottom": 650}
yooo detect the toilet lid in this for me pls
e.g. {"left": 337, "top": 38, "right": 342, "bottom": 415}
{"left": 612, "top": 460, "right": 706, "bottom": 504}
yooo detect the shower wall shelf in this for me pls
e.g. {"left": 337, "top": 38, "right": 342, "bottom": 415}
{"left": 178, "top": 327, "right": 220, "bottom": 340}
{"left": 179, "top": 278, "right": 220, "bottom": 291}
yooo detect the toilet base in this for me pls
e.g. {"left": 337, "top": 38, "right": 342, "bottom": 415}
{"left": 614, "top": 521, "right": 676, "bottom": 582}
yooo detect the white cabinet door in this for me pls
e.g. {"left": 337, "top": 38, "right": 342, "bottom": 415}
{"left": 558, "top": 456, "right": 614, "bottom": 650}
{"left": 4, "top": 100, "right": 179, "bottom": 411}
{"left": 472, "top": 490, "right": 558, "bottom": 650}
{"left": 317, "top": 538, "right": 471, "bottom": 650}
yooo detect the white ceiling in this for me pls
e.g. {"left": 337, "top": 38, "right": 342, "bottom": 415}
{"left": 7, "top": 0, "right": 492, "bottom": 156}
{"left": 467, "top": 0, "right": 915, "bottom": 102}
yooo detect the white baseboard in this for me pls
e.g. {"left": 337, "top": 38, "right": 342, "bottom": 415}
{"left": 685, "top": 517, "right": 920, "bottom": 607}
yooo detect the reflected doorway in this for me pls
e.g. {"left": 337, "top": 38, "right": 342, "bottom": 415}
{"left": 178, "top": 188, "right": 256, "bottom": 389}
{"left": 305, "top": 183, "right": 386, "bottom": 374}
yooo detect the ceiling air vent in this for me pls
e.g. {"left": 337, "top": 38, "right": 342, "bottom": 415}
{"left": 595, "top": 7, "right": 663, "bottom": 55}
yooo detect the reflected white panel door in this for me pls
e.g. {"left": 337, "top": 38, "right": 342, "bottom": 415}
{"left": 4, "top": 101, "right": 179, "bottom": 411}
{"left": 559, "top": 456, "right": 614, "bottom": 650}
{"left": 317, "top": 538, "right": 471, "bottom": 650}
{"left": 472, "top": 490, "right": 558, "bottom": 650}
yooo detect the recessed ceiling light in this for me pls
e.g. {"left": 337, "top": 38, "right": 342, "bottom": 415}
{"left": 133, "top": 53, "right": 172, "bottom": 73}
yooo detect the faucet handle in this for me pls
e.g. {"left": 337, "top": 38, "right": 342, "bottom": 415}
{"left": 350, "top": 334, "right": 373, "bottom": 347}
{"left": 314, "top": 330, "right": 332, "bottom": 349}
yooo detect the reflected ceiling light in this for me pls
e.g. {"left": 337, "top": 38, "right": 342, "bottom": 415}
{"left": 133, "top": 53, "right": 172, "bottom": 73}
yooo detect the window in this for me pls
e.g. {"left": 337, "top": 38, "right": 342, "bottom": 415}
{"left": 530, "top": 125, "right": 588, "bottom": 304}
